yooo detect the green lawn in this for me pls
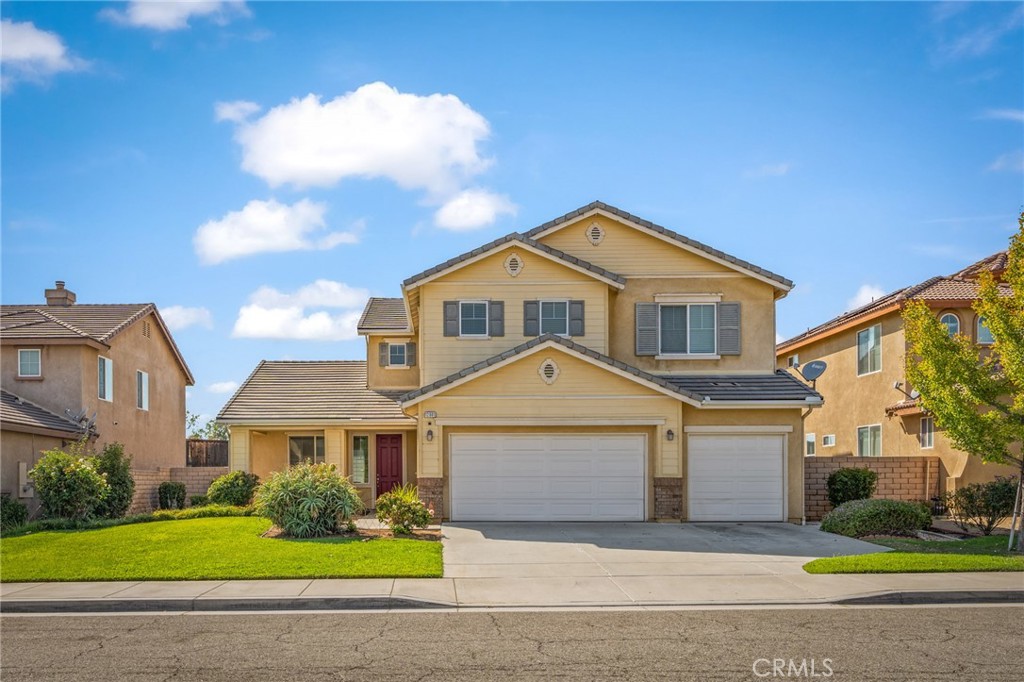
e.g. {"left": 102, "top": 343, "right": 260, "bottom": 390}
{"left": 0, "top": 517, "right": 442, "bottom": 581}
{"left": 804, "top": 535, "right": 1024, "bottom": 574}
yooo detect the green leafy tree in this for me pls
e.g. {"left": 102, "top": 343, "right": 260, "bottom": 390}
{"left": 186, "top": 410, "right": 229, "bottom": 440}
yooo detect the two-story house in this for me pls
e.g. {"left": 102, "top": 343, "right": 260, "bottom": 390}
{"left": 776, "top": 253, "right": 1018, "bottom": 492}
{"left": 219, "top": 202, "right": 821, "bottom": 522}
{"left": 1, "top": 282, "right": 195, "bottom": 512}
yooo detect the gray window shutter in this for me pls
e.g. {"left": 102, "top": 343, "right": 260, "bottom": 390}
{"left": 443, "top": 301, "right": 459, "bottom": 337}
{"left": 378, "top": 341, "right": 389, "bottom": 367}
{"left": 489, "top": 301, "right": 505, "bottom": 337}
{"left": 568, "top": 300, "right": 585, "bottom": 336}
{"left": 635, "top": 303, "right": 659, "bottom": 356}
{"left": 718, "top": 302, "right": 741, "bottom": 355}
{"left": 406, "top": 341, "right": 417, "bottom": 367}
{"left": 523, "top": 300, "right": 540, "bottom": 336}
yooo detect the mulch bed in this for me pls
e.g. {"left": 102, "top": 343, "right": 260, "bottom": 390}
{"left": 261, "top": 526, "right": 441, "bottom": 541}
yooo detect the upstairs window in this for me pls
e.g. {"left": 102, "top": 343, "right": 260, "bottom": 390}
{"left": 787, "top": 354, "right": 799, "bottom": 368}
{"left": 940, "top": 313, "right": 959, "bottom": 337}
{"left": 136, "top": 370, "right": 149, "bottom": 411}
{"left": 856, "top": 324, "right": 881, "bottom": 376}
{"left": 660, "top": 304, "right": 716, "bottom": 355}
{"left": 976, "top": 317, "right": 994, "bottom": 345}
{"left": 822, "top": 434, "right": 836, "bottom": 447}
{"left": 389, "top": 343, "right": 407, "bottom": 367}
{"left": 288, "top": 435, "right": 324, "bottom": 466}
{"left": 98, "top": 356, "right": 113, "bottom": 401}
{"left": 920, "top": 416, "right": 934, "bottom": 449}
{"left": 459, "top": 301, "right": 488, "bottom": 337}
{"left": 379, "top": 341, "right": 416, "bottom": 368}
{"left": 540, "top": 301, "right": 568, "bottom": 335}
{"left": 18, "top": 349, "right": 41, "bottom": 377}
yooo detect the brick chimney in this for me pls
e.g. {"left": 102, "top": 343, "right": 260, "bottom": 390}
{"left": 44, "top": 281, "right": 76, "bottom": 307}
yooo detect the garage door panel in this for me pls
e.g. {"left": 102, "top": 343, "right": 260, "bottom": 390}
{"left": 688, "top": 434, "right": 785, "bottom": 522}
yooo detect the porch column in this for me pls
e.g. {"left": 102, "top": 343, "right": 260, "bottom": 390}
{"left": 325, "top": 429, "right": 346, "bottom": 473}
{"left": 228, "top": 427, "right": 250, "bottom": 472}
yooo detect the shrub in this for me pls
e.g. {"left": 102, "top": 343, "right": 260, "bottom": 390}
{"left": 29, "top": 448, "right": 109, "bottom": 520}
{"left": 820, "top": 498, "right": 931, "bottom": 538}
{"left": 375, "top": 484, "right": 432, "bottom": 535}
{"left": 189, "top": 494, "right": 209, "bottom": 507}
{"left": 92, "top": 442, "right": 135, "bottom": 518}
{"left": 827, "top": 468, "right": 878, "bottom": 508}
{"left": 944, "top": 477, "right": 1018, "bottom": 536}
{"left": 158, "top": 482, "right": 187, "bottom": 510}
{"left": 1, "top": 504, "right": 255, "bottom": 537}
{"left": 253, "top": 462, "right": 364, "bottom": 538}
{"left": 1, "top": 495, "right": 29, "bottom": 533}
{"left": 207, "top": 471, "right": 260, "bottom": 506}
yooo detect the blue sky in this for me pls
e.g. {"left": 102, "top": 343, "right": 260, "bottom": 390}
{"left": 2, "top": 1, "right": 1022, "bottom": 424}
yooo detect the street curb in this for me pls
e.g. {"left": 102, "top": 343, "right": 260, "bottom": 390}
{"left": 835, "top": 590, "right": 1024, "bottom": 606}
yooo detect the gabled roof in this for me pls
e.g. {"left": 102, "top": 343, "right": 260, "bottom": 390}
{"left": 400, "top": 334, "right": 822, "bottom": 408}
{"left": 954, "top": 251, "right": 1008, "bottom": 280}
{"left": 0, "top": 303, "right": 195, "bottom": 385}
{"left": 523, "top": 201, "right": 794, "bottom": 291}
{"left": 777, "top": 252, "right": 1012, "bottom": 353}
{"left": 217, "top": 361, "right": 414, "bottom": 423}
{"left": 402, "top": 232, "right": 627, "bottom": 290}
{"left": 357, "top": 298, "right": 411, "bottom": 334}
{"left": 1, "top": 389, "right": 85, "bottom": 437}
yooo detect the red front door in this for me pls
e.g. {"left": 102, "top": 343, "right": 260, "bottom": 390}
{"left": 375, "top": 434, "right": 403, "bottom": 497}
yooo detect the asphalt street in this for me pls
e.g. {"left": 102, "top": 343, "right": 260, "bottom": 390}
{"left": 1, "top": 606, "right": 1020, "bottom": 681}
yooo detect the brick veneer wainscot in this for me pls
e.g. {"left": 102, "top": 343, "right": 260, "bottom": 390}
{"left": 417, "top": 477, "right": 444, "bottom": 520}
{"left": 654, "top": 477, "right": 683, "bottom": 520}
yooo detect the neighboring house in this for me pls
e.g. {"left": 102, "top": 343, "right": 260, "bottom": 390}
{"left": 776, "top": 253, "right": 1017, "bottom": 492}
{"left": 1, "top": 282, "right": 195, "bottom": 513}
{"left": 220, "top": 202, "right": 821, "bottom": 522}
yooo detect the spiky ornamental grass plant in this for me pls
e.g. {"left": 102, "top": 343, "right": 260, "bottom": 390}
{"left": 253, "top": 463, "right": 364, "bottom": 538}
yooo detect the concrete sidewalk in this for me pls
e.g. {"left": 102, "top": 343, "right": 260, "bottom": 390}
{"left": 2, "top": 572, "right": 1021, "bottom": 612}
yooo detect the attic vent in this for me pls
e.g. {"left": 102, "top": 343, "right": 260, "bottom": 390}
{"left": 504, "top": 252, "right": 525, "bottom": 277}
{"left": 142, "top": 321, "right": 151, "bottom": 338}
{"left": 538, "top": 358, "right": 560, "bottom": 385}
{"left": 585, "top": 222, "right": 605, "bottom": 246}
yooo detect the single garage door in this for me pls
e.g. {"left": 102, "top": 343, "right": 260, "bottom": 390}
{"left": 687, "top": 434, "right": 786, "bottom": 521}
{"left": 450, "top": 434, "right": 646, "bottom": 521}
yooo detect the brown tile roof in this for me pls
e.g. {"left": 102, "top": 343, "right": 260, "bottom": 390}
{"left": 953, "top": 251, "right": 1008, "bottom": 279}
{"left": 884, "top": 398, "right": 924, "bottom": 417}
{"left": 1, "top": 389, "right": 84, "bottom": 437}
{"left": 524, "top": 201, "right": 794, "bottom": 290}
{"left": 357, "top": 298, "right": 410, "bottom": 333}
{"left": 0, "top": 304, "right": 195, "bottom": 385}
{"left": 217, "top": 361, "right": 414, "bottom": 423}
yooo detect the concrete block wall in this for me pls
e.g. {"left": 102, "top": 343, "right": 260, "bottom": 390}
{"left": 805, "top": 455, "right": 942, "bottom": 521}
{"left": 128, "top": 466, "right": 230, "bottom": 514}
{"left": 170, "top": 466, "right": 229, "bottom": 498}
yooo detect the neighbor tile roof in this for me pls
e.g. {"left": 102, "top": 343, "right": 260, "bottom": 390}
{"left": 400, "top": 333, "right": 821, "bottom": 405}
{"left": 217, "top": 361, "right": 413, "bottom": 422}
{"left": 954, "top": 251, "right": 1008, "bottom": 279}
{"left": 1, "top": 389, "right": 84, "bottom": 436}
{"left": 663, "top": 372, "right": 822, "bottom": 402}
{"left": 402, "top": 232, "right": 626, "bottom": 289}
{"left": 357, "top": 298, "right": 410, "bottom": 333}
{"left": 523, "top": 201, "right": 794, "bottom": 289}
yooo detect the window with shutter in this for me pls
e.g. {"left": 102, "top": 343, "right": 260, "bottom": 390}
{"left": 459, "top": 301, "right": 488, "bottom": 336}
{"left": 443, "top": 301, "right": 459, "bottom": 337}
{"left": 523, "top": 300, "right": 540, "bottom": 336}
{"left": 635, "top": 303, "right": 659, "bottom": 356}
{"left": 489, "top": 301, "right": 505, "bottom": 337}
{"left": 568, "top": 300, "right": 585, "bottom": 336}
{"left": 717, "top": 302, "right": 741, "bottom": 355}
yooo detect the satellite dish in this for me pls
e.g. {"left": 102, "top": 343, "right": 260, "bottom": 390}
{"left": 909, "top": 389, "right": 921, "bottom": 400}
{"left": 66, "top": 408, "right": 88, "bottom": 424}
{"left": 800, "top": 360, "right": 827, "bottom": 382}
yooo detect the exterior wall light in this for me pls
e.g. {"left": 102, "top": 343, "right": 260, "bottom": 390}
{"left": 426, "top": 429, "right": 434, "bottom": 442}
{"left": 666, "top": 429, "right": 675, "bottom": 441}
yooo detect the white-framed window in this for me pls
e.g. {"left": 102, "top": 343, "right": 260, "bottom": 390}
{"left": 940, "top": 313, "right": 960, "bottom": 337}
{"left": 136, "top": 370, "right": 149, "bottom": 411}
{"left": 822, "top": 434, "right": 836, "bottom": 448}
{"left": 17, "top": 349, "right": 41, "bottom": 377}
{"left": 388, "top": 343, "right": 407, "bottom": 367}
{"left": 288, "top": 435, "right": 324, "bottom": 466}
{"left": 351, "top": 434, "right": 369, "bottom": 484}
{"left": 98, "top": 356, "right": 113, "bottom": 401}
{"left": 857, "top": 424, "right": 882, "bottom": 457}
{"left": 805, "top": 433, "right": 816, "bottom": 456}
{"left": 856, "top": 324, "right": 881, "bottom": 376}
{"left": 659, "top": 303, "right": 717, "bottom": 356}
{"left": 540, "top": 300, "right": 569, "bottom": 335}
{"left": 976, "top": 317, "right": 994, "bottom": 345}
{"left": 787, "top": 354, "right": 799, "bottom": 368}
{"left": 920, "top": 416, "right": 934, "bottom": 449}
{"left": 459, "top": 301, "right": 488, "bottom": 337}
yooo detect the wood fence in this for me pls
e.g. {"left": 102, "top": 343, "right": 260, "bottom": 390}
{"left": 186, "top": 439, "right": 229, "bottom": 467}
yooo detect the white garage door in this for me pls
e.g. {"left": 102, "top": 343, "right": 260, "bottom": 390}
{"left": 450, "top": 434, "right": 646, "bottom": 521}
{"left": 688, "top": 434, "right": 786, "bottom": 522}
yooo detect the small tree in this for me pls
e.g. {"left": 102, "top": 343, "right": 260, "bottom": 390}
{"left": 29, "top": 444, "right": 109, "bottom": 520}
{"left": 92, "top": 442, "right": 135, "bottom": 518}
{"left": 187, "top": 410, "right": 228, "bottom": 440}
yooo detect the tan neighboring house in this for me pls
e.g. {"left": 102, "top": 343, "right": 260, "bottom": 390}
{"left": 776, "top": 253, "right": 1018, "bottom": 492}
{"left": 1, "top": 282, "right": 195, "bottom": 513}
{"left": 220, "top": 202, "right": 822, "bottom": 522}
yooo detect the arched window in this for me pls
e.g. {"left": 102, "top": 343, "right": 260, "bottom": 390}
{"left": 976, "top": 317, "right": 994, "bottom": 345}
{"left": 939, "top": 313, "right": 959, "bottom": 337}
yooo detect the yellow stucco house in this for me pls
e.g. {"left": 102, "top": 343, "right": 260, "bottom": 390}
{"left": 776, "top": 252, "right": 1018, "bottom": 492}
{"left": 220, "top": 202, "right": 822, "bottom": 522}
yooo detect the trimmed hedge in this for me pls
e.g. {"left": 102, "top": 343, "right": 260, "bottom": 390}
{"left": 826, "top": 467, "right": 878, "bottom": 508}
{"left": 158, "top": 482, "right": 187, "bottom": 510}
{"left": 820, "top": 498, "right": 931, "bottom": 538}
{"left": 207, "top": 471, "right": 260, "bottom": 506}
{"left": 92, "top": 442, "right": 135, "bottom": 519}
{"left": 0, "top": 505, "right": 255, "bottom": 538}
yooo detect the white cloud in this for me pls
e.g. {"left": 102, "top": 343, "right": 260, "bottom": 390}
{"left": 936, "top": 5, "right": 1024, "bottom": 60}
{"left": 101, "top": 0, "right": 249, "bottom": 31}
{"left": 229, "top": 81, "right": 492, "bottom": 195}
{"left": 161, "top": 305, "right": 213, "bottom": 330}
{"left": 214, "top": 99, "right": 261, "bottom": 123}
{"left": 207, "top": 381, "right": 239, "bottom": 394}
{"left": 775, "top": 333, "right": 785, "bottom": 345}
{"left": 193, "top": 198, "right": 359, "bottom": 264}
{"left": 847, "top": 284, "right": 886, "bottom": 310}
{"left": 987, "top": 150, "right": 1024, "bottom": 173}
{"left": 232, "top": 279, "right": 370, "bottom": 341}
{"left": 743, "top": 162, "right": 792, "bottom": 178}
{"left": 979, "top": 108, "right": 1024, "bottom": 123}
{"left": 434, "top": 188, "right": 517, "bottom": 231}
{"left": 1, "top": 19, "right": 87, "bottom": 91}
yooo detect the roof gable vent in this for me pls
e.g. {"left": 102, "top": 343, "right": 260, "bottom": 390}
{"left": 586, "top": 222, "right": 605, "bottom": 246}
{"left": 504, "top": 252, "right": 525, "bottom": 277}
{"left": 538, "top": 358, "right": 560, "bottom": 385}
